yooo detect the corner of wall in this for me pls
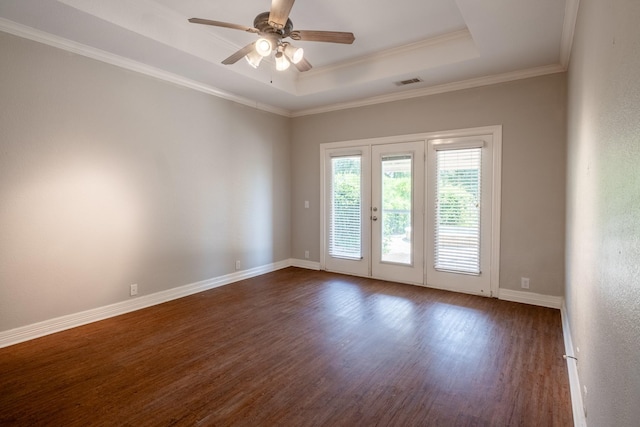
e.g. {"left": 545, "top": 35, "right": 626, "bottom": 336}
{"left": 561, "top": 301, "right": 587, "bottom": 427}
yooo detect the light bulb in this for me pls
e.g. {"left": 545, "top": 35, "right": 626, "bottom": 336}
{"left": 284, "top": 44, "right": 304, "bottom": 64}
{"left": 275, "top": 52, "right": 290, "bottom": 71}
{"left": 255, "top": 38, "right": 273, "bottom": 57}
{"left": 245, "top": 50, "right": 263, "bottom": 68}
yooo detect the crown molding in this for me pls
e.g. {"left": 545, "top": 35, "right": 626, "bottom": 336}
{"left": 291, "top": 63, "right": 566, "bottom": 117}
{"left": 295, "top": 29, "right": 478, "bottom": 97}
{"left": 0, "top": 18, "right": 292, "bottom": 117}
{"left": 1, "top": 9, "right": 576, "bottom": 120}
{"left": 300, "top": 29, "right": 473, "bottom": 80}
{"left": 560, "top": 0, "right": 580, "bottom": 68}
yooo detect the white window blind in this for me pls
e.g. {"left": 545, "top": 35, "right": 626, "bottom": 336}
{"left": 434, "top": 148, "right": 482, "bottom": 274}
{"left": 329, "top": 156, "right": 362, "bottom": 259}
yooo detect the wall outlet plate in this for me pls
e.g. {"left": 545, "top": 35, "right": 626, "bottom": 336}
{"left": 130, "top": 284, "right": 138, "bottom": 296}
{"left": 521, "top": 277, "right": 530, "bottom": 289}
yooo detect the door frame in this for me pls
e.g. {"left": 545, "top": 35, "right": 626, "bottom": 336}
{"left": 319, "top": 125, "right": 502, "bottom": 297}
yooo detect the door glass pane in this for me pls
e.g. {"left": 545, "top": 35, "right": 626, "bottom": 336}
{"left": 434, "top": 148, "right": 481, "bottom": 274}
{"left": 381, "top": 155, "right": 412, "bottom": 264}
{"left": 329, "top": 156, "right": 362, "bottom": 260}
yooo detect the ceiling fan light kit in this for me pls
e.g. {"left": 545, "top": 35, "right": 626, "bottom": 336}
{"left": 255, "top": 38, "right": 274, "bottom": 57}
{"left": 255, "top": 37, "right": 300, "bottom": 71}
{"left": 275, "top": 51, "right": 291, "bottom": 71}
{"left": 188, "top": 0, "right": 355, "bottom": 72}
{"left": 283, "top": 43, "right": 304, "bottom": 64}
{"left": 245, "top": 49, "right": 264, "bottom": 68}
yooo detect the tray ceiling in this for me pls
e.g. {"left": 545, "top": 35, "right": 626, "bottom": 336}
{"left": 0, "top": 0, "right": 577, "bottom": 116}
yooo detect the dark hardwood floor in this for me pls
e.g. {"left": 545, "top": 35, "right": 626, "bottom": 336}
{"left": 0, "top": 268, "right": 572, "bottom": 426}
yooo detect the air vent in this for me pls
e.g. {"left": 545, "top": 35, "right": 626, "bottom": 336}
{"left": 394, "top": 77, "right": 423, "bottom": 86}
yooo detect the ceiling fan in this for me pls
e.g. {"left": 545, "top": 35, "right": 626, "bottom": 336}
{"left": 188, "top": 0, "right": 355, "bottom": 72}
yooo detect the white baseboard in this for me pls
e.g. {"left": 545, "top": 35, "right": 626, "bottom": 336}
{"left": 289, "top": 259, "right": 321, "bottom": 270}
{"left": 501, "top": 290, "right": 585, "bottom": 425}
{"left": 1, "top": 264, "right": 587, "bottom": 427}
{"left": 561, "top": 302, "right": 587, "bottom": 427}
{"left": 0, "top": 259, "right": 292, "bottom": 349}
{"left": 498, "top": 288, "right": 563, "bottom": 309}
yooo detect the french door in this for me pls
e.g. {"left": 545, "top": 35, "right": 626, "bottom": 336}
{"left": 323, "top": 141, "right": 423, "bottom": 285}
{"left": 321, "top": 128, "right": 500, "bottom": 297}
{"left": 425, "top": 135, "right": 495, "bottom": 296}
{"left": 323, "top": 146, "right": 371, "bottom": 277}
{"left": 371, "top": 142, "right": 424, "bottom": 284}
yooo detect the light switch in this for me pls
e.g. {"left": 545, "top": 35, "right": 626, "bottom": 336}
{"left": 304, "top": 200, "right": 309, "bottom": 209}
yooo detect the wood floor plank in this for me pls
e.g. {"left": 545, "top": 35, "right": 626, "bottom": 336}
{"left": 0, "top": 268, "right": 572, "bottom": 426}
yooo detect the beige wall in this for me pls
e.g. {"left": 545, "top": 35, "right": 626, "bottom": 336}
{"left": 0, "top": 29, "right": 569, "bottom": 335}
{"left": 566, "top": 0, "right": 640, "bottom": 425}
{"left": 292, "top": 73, "right": 567, "bottom": 296}
{"left": 0, "top": 32, "right": 291, "bottom": 331}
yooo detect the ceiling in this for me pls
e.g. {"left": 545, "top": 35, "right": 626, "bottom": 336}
{"left": 0, "top": 0, "right": 578, "bottom": 116}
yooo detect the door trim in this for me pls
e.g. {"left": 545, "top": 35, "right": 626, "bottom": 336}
{"left": 319, "top": 125, "right": 501, "bottom": 297}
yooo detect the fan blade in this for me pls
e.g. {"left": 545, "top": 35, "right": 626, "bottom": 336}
{"left": 269, "top": 0, "right": 295, "bottom": 29}
{"left": 222, "top": 42, "right": 256, "bottom": 65}
{"left": 188, "top": 18, "right": 258, "bottom": 33}
{"left": 290, "top": 30, "right": 355, "bottom": 44}
{"left": 294, "top": 57, "right": 312, "bottom": 72}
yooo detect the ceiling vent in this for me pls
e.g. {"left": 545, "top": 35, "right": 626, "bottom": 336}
{"left": 394, "top": 77, "right": 423, "bottom": 87}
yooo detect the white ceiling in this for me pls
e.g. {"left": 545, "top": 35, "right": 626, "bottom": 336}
{"left": 0, "top": 0, "right": 577, "bottom": 116}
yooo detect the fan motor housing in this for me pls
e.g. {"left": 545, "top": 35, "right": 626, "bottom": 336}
{"left": 254, "top": 11, "right": 293, "bottom": 37}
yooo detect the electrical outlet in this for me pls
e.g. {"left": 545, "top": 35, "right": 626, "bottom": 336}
{"left": 130, "top": 284, "right": 138, "bottom": 296}
{"left": 521, "top": 277, "right": 530, "bottom": 289}
{"left": 304, "top": 200, "right": 309, "bottom": 209}
{"left": 235, "top": 260, "right": 241, "bottom": 270}
{"left": 304, "top": 250, "right": 310, "bottom": 259}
